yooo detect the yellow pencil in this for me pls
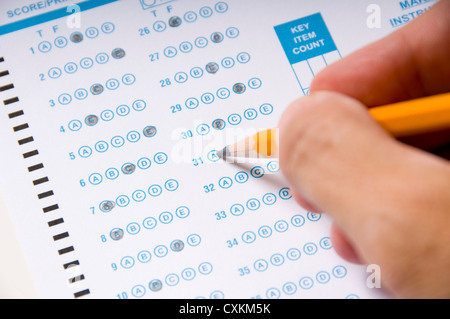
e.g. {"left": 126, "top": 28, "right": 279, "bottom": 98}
{"left": 217, "top": 93, "right": 450, "bottom": 160}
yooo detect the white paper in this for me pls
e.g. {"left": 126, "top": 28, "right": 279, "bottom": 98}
{"left": 0, "top": 0, "right": 434, "bottom": 299}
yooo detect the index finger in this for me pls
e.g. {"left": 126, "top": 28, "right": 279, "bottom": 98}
{"left": 310, "top": 0, "right": 450, "bottom": 107}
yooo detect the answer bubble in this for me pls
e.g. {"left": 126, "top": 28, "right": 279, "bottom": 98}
{"left": 232, "top": 83, "right": 246, "bottom": 94}
{"left": 121, "top": 163, "right": 136, "bottom": 175}
{"left": 70, "top": 32, "right": 83, "bottom": 43}
{"left": 100, "top": 200, "right": 115, "bottom": 212}
{"left": 212, "top": 119, "right": 225, "bottom": 130}
{"left": 149, "top": 279, "right": 163, "bottom": 292}
{"left": 110, "top": 228, "right": 124, "bottom": 240}
{"left": 206, "top": 62, "right": 219, "bottom": 74}
{"left": 111, "top": 48, "right": 126, "bottom": 59}
{"left": 211, "top": 32, "right": 223, "bottom": 43}
{"left": 168, "top": 16, "right": 182, "bottom": 27}
{"left": 143, "top": 126, "right": 157, "bottom": 137}
{"left": 85, "top": 114, "right": 99, "bottom": 126}
{"left": 90, "top": 83, "right": 104, "bottom": 95}
{"left": 170, "top": 240, "right": 185, "bottom": 252}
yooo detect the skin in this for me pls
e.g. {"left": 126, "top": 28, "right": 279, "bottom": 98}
{"left": 278, "top": 0, "right": 450, "bottom": 298}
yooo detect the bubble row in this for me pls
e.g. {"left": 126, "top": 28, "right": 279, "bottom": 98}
{"left": 251, "top": 238, "right": 334, "bottom": 281}
{"left": 66, "top": 99, "right": 147, "bottom": 133}
{"left": 130, "top": 261, "right": 213, "bottom": 297}
{"left": 75, "top": 125, "right": 157, "bottom": 160}
{"left": 208, "top": 162, "right": 279, "bottom": 195}
{"left": 43, "top": 48, "right": 125, "bottom": 81}
{"left": 262, "top": 265, "right": 348, "bottom": 299}
{"left": 239, "top": 214, "right": 323, "bottom": 245}
{"left": 98, "top": 178, "right": 180, "bottom": 212}
{"left": 185, "top": 103, "right": 273, "bottom": 142}
{"left": 84, "top": 152, "right": 168, "bottom": 186}
{"left": 139, "top": 1, "right": 229, "bottom": 36}
{"left": 34, "top": 22, "right": 115, "bottom": 54}
{"left": 116, "top": 233, "right": 200, "bottom": 270}
{"left": 54, "top": 73, "right": 136, "bottom": 106}
{"left": 162, "top": 27, "right": 239, "bottom": 59}
{"left": 219, "top": 187, "right": 293, "bottom": 219}
{"left": 176, "top": 77, "right": 262, "bottom": 115}
{"left": 168, "top": 52, "right": 250, "bottom": 87}
{"left": 106, "top": 205, "right": 191, "bottom": 243}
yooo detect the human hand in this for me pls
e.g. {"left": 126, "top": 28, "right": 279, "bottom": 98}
{"left": 278, "top": 0, "right": 450, "bottom": 298}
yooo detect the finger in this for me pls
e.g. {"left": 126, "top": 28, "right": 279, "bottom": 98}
{"left": 293, "top": 192, "right": 362, "bottom": 263}
{"left": 279, "top": 91, "right": 392, "bottom": 232}
{"left": 310, "top": 0, "right": 450, "bottom": 107}
{"left": 291, "top": 190, "right": 321, "bottom": 213}
{"left": 330, "top": 223, "right": 363, "bottom": 265}
{"left": 310, "top": 0, "right": 450, "bottom": 152}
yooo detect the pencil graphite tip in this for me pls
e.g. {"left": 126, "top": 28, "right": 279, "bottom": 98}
{"left": 217, "top": 147, "right": 230, "bottom": 160}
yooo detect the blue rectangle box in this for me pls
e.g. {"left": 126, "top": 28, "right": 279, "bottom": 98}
{"left": 274, "top": 13, "right": 337, "bottom": 65}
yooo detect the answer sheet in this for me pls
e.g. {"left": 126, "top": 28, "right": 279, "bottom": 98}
{"left": 0, "top": 0, "right": 435, "bottom": 299}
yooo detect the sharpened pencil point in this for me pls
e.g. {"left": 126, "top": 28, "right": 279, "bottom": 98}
{"left": 217, "top": 147, "right": 230, "bottom": 160}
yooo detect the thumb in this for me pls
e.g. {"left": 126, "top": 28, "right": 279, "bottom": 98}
{"left": 279, "top": 91, "right": 396, "bottom": 232}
